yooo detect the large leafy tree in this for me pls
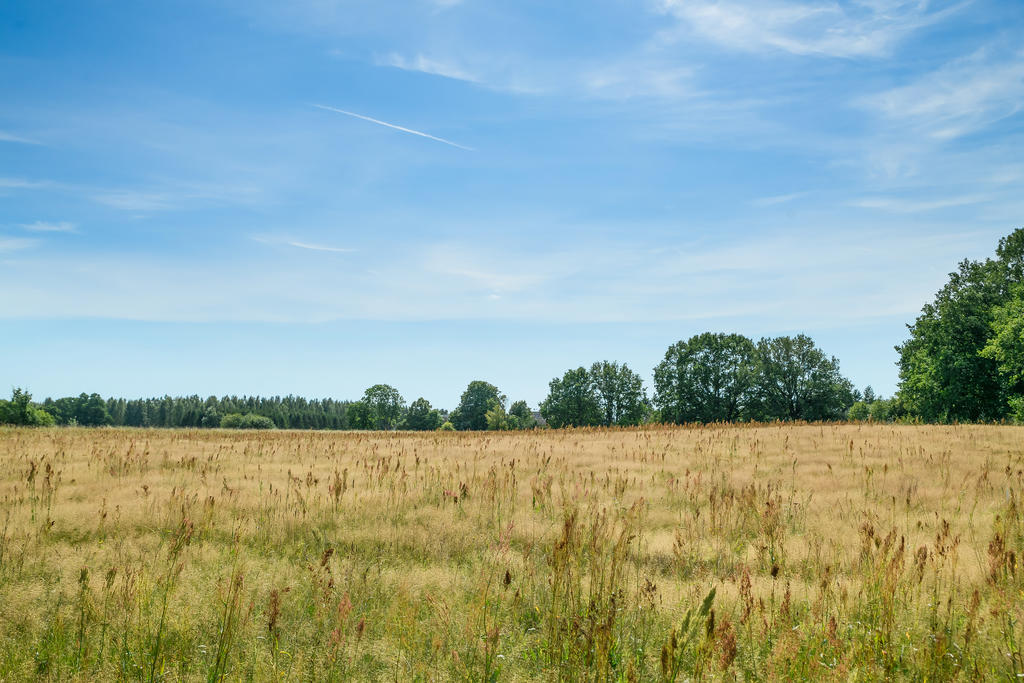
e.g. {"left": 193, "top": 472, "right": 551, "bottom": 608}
{"left": 362, "top": 384, "right": 405, "bottom": 430}
{"left": 654, "top": 333, "right": 757, "bottom": 423}
{"left": 451, "top": 381, "right": 503, "bottom": 431}
{"left": 404, "top": 397, "right": 443, "bottom": 431}
{"left": 540, "top": 367, "right": 602, "bottom": 428}
{"left": 0, "top": 388, "right": 55, "bottom": 426}
{"left": 508, "top": 400, "right": 536, "bottom": 429}
{"left": 76, "top": 393, "right": 114, "bottom": 426}
{"left": 346, "top": 401, "right": 373, "bottom": 430}
{"left": 981, "top": 285, "right": 1024, "bottom": 383}
{"left": 897, "top": 228, "right": 1024, "bottom": 422}
{"left": 749, "top": 335, "right": 853, "bottom": 421}
{"left": 980, "top": 283, "right": 1024, "bottom": 420}
{"left": 590, "top": 361, "right": 648, "bottom": 426}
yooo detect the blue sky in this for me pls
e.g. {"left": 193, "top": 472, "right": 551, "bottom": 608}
{"left": 2, "top": 0, "right": 1022, "bottom": 409}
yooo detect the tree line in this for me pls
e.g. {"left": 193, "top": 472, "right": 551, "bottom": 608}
{"left": 0, "top": 336, "right": 866, "bottom": 430}
{"left": 2, "top": 227, "right": 1021, "bottom": 429}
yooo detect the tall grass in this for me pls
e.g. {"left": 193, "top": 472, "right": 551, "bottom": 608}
{"left": 0, "top": 423, "right": 1021, "bottom": 679}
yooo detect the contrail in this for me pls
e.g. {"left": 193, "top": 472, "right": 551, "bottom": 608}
{"left": 312, "top": 104, "right": 474, "bottom": 151}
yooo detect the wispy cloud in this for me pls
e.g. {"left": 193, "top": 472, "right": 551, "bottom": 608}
{"left": 251, "top": 235, "right": 354, "bottom": 253}
{"left": 0, "top": 131, "right": 40, "bottom": 145}
{"left": 0, "top": 236, "right": 39, "bottom": 252}
{"left": 21, "top": 221, "right": 77, "bottom": 233}
{"left": 287, "top": 241, "right": 353, "bottom": 253}
{"left": 849, "top": 194, "right": 990, "bottom": 213}
{"left": 752, "top": 192, "right": 806, "bottom": 207}
{"left": 90, "top": 191, "right": 176, "bottom": 211}
{"left": 376, "top": 53, "right": 480, "bottom": 84}
{"left": 582, "top": 62, "right": 696, "bottom": 99}
{"left": 0, "top": 177, "right": 52, "bottom": 190}
{"left": 312, "top": 103, "right": 474, "bottom": 151}
{"left": 89, "top": 182, "right": 261, "bottom": 212}
{"left": 657, "top": 0, "right": 965, "bottom": 58}
{"left": 858, "top": 49, "right": 1024, "bottom": 140}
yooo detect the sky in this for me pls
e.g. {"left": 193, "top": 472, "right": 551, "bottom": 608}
{"left": 1, "top": 0, "right": 1023, "bottom": 409}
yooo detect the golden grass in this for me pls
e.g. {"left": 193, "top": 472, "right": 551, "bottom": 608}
{"left": 0, "top": 423, "right": 1022, "bottom": 680}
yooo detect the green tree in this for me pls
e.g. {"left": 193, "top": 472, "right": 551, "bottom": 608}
{"left": 220, "top": 413, "right": 275, "bottom": 429}
{"left": 404, "top": 397, "right": 443, "bottom": 431}
{"left": 74, "top": 393, "right": 113, "bottom": 426}
{"left": 869, "top": 398, "right": 895, "bottom": 423}
{"left": 981, "top": 285, "right": 1024, "bottom": 386}
{"left": 362, "top": 384, "right": 405, "bottom": 430}
{"left": 590, "top": 361, "right": 648, "bottom": 426}
{"left": 653, "top": 333, "right": 757, "bottom": 423}
{"left": 0, "top": 388, "right": 54, "bottom": 426}
{"left": 451, "top": 381, "right": 504, "bottom": 431}
{"left": 485, "top": 403, "right": 511, "bottom": 430}
{"left": 540, "top": 367, "right": 601, "bottom": 429}
{"left": 508, "top": 400, "right": 536, "bottom": 429}
{"left": 897, "top": 228, "right": 1024, "bottom": 422}
{"left": 848, "top": 401, "right": 871, "bottom": 421}
{"left": 749, "top": 335, "right": 854, "bottom": 421}
{"left": 346, "top": 401, "right": 373, "bottom": 430}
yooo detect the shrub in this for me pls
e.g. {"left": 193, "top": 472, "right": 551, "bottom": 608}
{"left": 848, "top": 401, "right": 871, "bottom": 421}
{"left": 0, "top": 388, "right": 56, "bottom": 426}
{"left": 220, "top": 413, "right": 276, "bottom": 429}
{"left": 438, "top": 421, "right": 456, "bottom": 431}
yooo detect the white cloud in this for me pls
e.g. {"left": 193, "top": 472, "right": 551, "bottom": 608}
{"left": 0, "top": 131, "right": 40, "bottom": 145}
{"left": 21, "top": 221, "right": 77, "bottom": 233}
{"left": 287, "top": 241, "right": 354, "bottom": 253}
{"left": 0, "top": 225, "right": 998, "bottom": 327}
{"left": 583, "top": 63, "right": 695, "bottom": 99}
{"left": 657, "top": 0, "right": 964, "bottom": 58}
{"left": 91, "top": 191, "right": 176, "bottom": 211}
{"left": 89, "top": 182, "right": 261, "bottom": 212}
{"left": 858, "top": 49, "right": 1024, "bottom": 140}
{"left": 0, "top": 236, "right": 39, "bottom": 252}
{"left": 849, "top": 194, "right": 989, "bottom": 213}
{"left": 752, "top": 192, "right": 807, "bottom": 206}
{"left": 376, "top": 53, "right": 480, "bottom": 83}
{"left": 0, "top": 177, "right": 52, "bottom": 190}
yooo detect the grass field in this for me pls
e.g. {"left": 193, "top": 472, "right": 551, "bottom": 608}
{"left": 0, "top": 424, "right": 1022, "bottom": 681}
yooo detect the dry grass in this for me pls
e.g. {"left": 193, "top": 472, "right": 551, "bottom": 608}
{"left": 0, "top": 423, "right": 1022, "bottom": 680}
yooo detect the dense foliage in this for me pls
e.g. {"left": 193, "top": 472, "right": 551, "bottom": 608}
{"left": 897, "top": 227, "right": 1024, "bottom": 422}
{"left": 654, "top": 333, "right": 757, "bottom": 423}
{"left": 450, "top": 381, "right": 504, "bottom": 431}
{"left": 220, "top": 413, "right": 276, "bottom": 429}
{"left": 540, "top": 362, "right": 648, "bottom": 428}
{"left": 0, "top": 389, "right": 55, "bottom": 426}
{"left": 654, "top": 333, "right": 854, "bottom": 423}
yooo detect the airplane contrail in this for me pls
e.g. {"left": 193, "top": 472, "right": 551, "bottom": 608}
{"left": 312, "top": 104, "right": 474, "bottom": 151}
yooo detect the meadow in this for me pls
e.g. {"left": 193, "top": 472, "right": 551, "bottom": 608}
{"left": 0, "top": 424, "right": 1022, "bottom": 681}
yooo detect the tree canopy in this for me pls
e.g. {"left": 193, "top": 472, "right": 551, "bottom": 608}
{"left": 654, "top": 334, "right": 853, "bottom": 423}
{"left": 451, "top": 381, "right": 504, "bottom": 431}
{"left": 362, "top": 384, "right": 405, "bottom": 430}
{"left": 590, "top": 361, "right": 648, "bottom": 426}
{"left": 897, "top": 227, "right": 1024, "bottom": 422}
{"left": 403, "top": 397, "right": 443, "bottom": 431}
{"left": 654, "top": 333, "right": 756, "bottom": 423}
{"left": 748, "top": 335, "right": 854, "bottom": 422}
{"left": 540, "top": 367, "right": 603, "bottom": 429}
